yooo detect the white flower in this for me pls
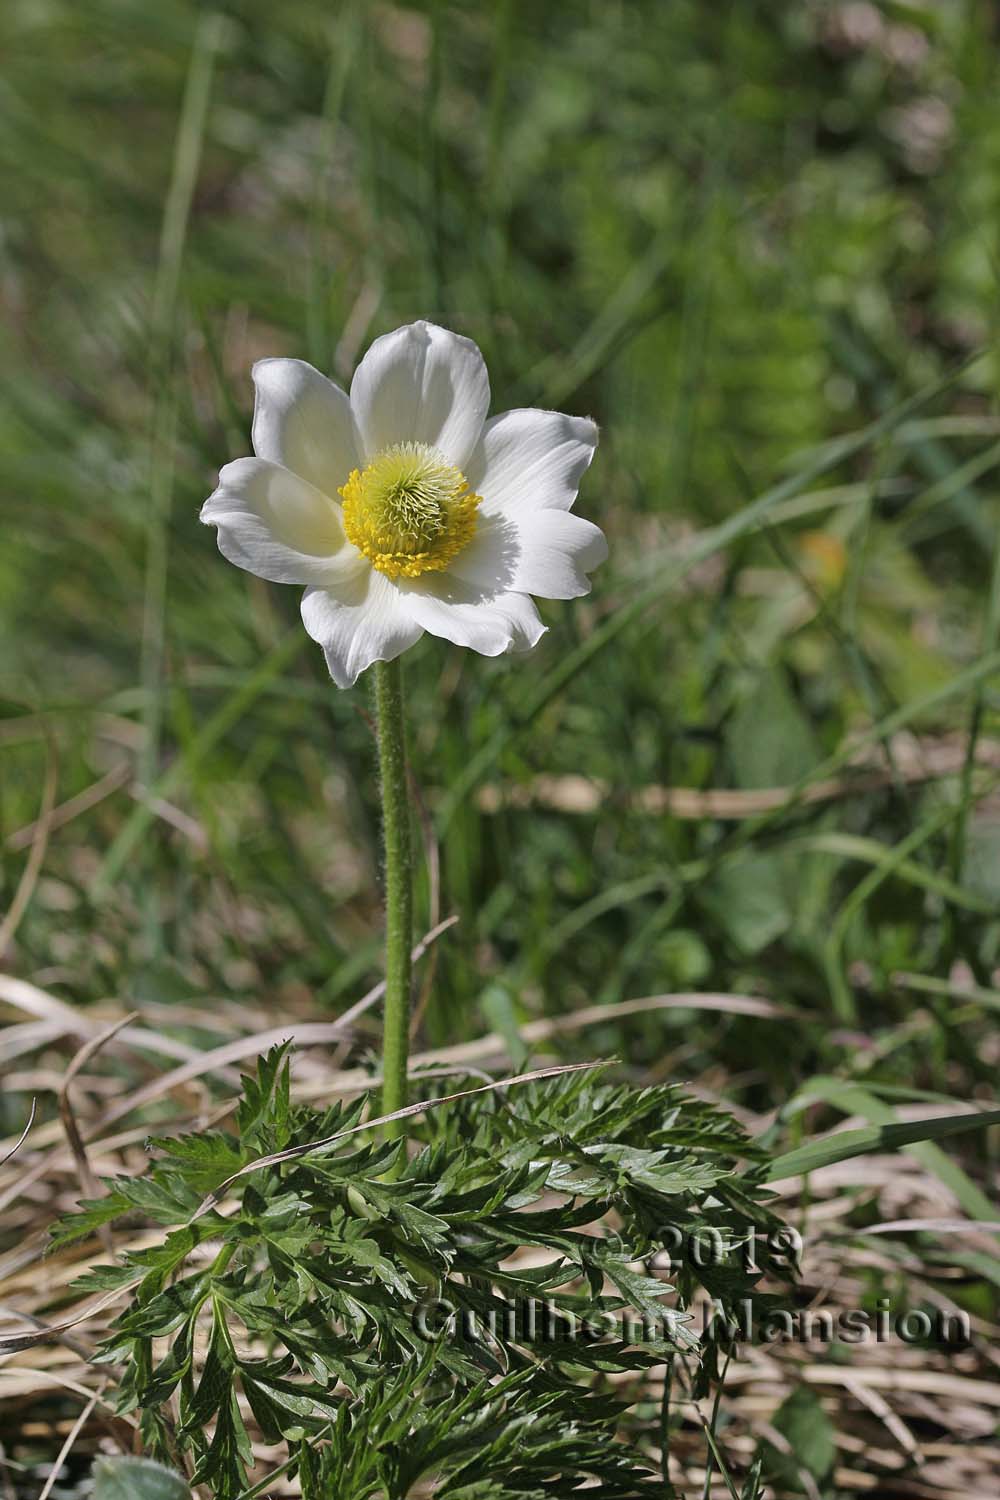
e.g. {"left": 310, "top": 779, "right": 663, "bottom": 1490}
{"left": 201, "top": 321, "right": 606, "bottom": 687}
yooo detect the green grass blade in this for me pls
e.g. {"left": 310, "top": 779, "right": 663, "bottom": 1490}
{"left": 93, "top": 629, "right": 304, "bottom": 897}
{"left": 766, "top": 1105, "right": 1000, "bottom": 1186}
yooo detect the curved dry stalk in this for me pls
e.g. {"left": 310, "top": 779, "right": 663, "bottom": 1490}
{"left": 59, "top": 1015, "right": 139, "bottom": 1251}
{"left": 4, "top": 763, "right": 130, "bottom": 853}
{"left": 37, "top": 1382, "right": 105, "bottom": 1500}
{"left": 476, "top": 734, "right": 1000, "bottom": 820}
{"left": 75, "top": 915, "right": 461, "bottom": 1140}
{"left": 0, "top": 1285, "right": 139, "bottom": 1355}
{"left": 0, "top": 1100, "right": 36, "bottom": 1170}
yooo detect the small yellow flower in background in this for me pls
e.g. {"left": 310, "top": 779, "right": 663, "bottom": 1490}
{"left": 201, "top": 321, "right": 607, "bottom": 687}
{"left": 798, "top": 530, "right": 847, "bottom": 592}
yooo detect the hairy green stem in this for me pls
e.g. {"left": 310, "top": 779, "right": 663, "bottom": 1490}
{"left": 374, "top": 657, "right": 413, "bottom": 1134}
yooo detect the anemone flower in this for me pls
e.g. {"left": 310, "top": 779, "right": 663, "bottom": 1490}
{"left": 202, "top": 321, "right": 606, "bottom": 687}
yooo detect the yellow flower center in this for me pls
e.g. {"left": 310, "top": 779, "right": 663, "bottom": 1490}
{"left": 339, "top": 441, "right": 481, "bottom": 579}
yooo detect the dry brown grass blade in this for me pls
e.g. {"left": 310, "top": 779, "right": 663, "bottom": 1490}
{"left": 0, "top": 1021, "right": 73, "bottom": 1066}
{"left": 476, "top": 734, "right": 1000, "bottom": 820}
{"left": 0, "top": 1439, "right": 16, "bottom": 1500}
{"left": 0, "top": 1100, "right": 36, "bottom": 1169}
{"left": 282, "top": 989, "right": 796, "bottom": 1106}
{"left": 0, "top": 974, "right": 98, "bottom": 1027}
{"left": 0, "top": 711, "right": 145, "bottom": 752}
{"left": 333, "top": 281, "right": 381, "bottom": 381}
{"left": 4, "top": 762, "right": 131, "bottom": 853}
{"left": 851, "top": 1217, "right": 1000, "bottom": 1239}
{"left": 79, "top": 916, "right": 460, "bottom": 1139}
{"left": 59, "top": 1014, "right": 139, "bottom": 1251}
{"left": 0, "top": 974, "right": 244, "bottom": 1078}
{"left": 0, "top": 1285, "right": 139, "bottom": 1353}
{"left": 36, "top": 1382, "right": 104, "bottom": 1500}
{"left": 334, "top": 913, "right": 457, "bottom": 1034}
{"left": 128, "top": 782, "right": 208, "bottom": 850}
{"left": 723, "top": 1363, "right": 1000, "bottom": 1408}
{"left": 522, "top": 990, "right": 798, "bottom": 1030}
{"left": 0, "top": 734, "right": 57, "bottom": 954}
{"left": 753, "top": 1420, "right": 823, "bottom": 1500}
{"left": 840, "top": 1373, "right": 923, "bottom": 1465}
{"left": 192, "top": 1058, "right": 606, "bottom": 1219}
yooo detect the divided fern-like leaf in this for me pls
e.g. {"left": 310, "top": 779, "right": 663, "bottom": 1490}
{"left": 58, "top": 1054, "right": 793, "bottom": 1495}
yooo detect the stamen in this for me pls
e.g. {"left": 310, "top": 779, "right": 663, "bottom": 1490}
{"left": 340, "top": 441, "right": 481, "bottom": 579}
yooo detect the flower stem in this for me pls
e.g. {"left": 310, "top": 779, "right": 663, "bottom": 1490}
{"left": 373, "top": 656, "right": 413, "bottom": 1135}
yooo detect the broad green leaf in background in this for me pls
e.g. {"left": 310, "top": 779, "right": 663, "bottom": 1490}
{"left": 727, "top": 667, "right": 818, "bottom": 789}
{"left": 92, "top": 1457, "right": 192, "bottom": 1500}
{"left": 963, "top": 815, "right": 1000, "bottom": 902}
{"left": 701, "top": 852, "right": 793, "bottom": 955}
{"left": 701, "top": 667, "right": 820, "bottom": 954}
{"left": 758, "top": 1388, "right": 836, "bottom": 1490}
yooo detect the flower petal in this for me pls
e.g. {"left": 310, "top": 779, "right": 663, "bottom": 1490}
{"left": 350, "top": 321, "right": 490, "bottom": 468}
{"left": 447, "top": 510, "right": 607, "bottom": 600}
{"left": 507, "top": 510, "right": 607, "bottom": 599}
{"left": 252, "top": 358, "right": 359, "bottom": 497}
{"left": 434, "top": 516, "right": 521, "bottom": 593}
{"left": 399, "top": 574, "right": 545, "bottom": 657}
{"left": 300, "top": 572, "right": 424, "bottom": 689}
{"left": 201, "top": 458, "right": 363, "bottom": 586}
{"left": 467, "top": 407, "right": 598, "bottom": 518}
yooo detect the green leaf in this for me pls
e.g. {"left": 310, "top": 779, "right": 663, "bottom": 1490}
{"left": 180, "top": 1300, "right": 235, "bottom": 1431}
{"left": 86, "top": 1064, "right": 787, "bottom": 1489}
{"left": 962, "top": 812, "right": 1000, "bottom": 900}
{"left": 189, "top": 1387, "right": 252, "bottom": 1497}
{"left": 237, "top": 1041, "right": 293, "bottom": 1146}
{"left": 588, "top": 1249, "right": 670, "bottom": 1319}
{"left": 91, "top": 1457, "right": 192, "bottom": 1500}
{"left": 701, "top": 852, "right": 792, "bottom": 954}
{"left": 602, "top": 1144, "right": 727, "bottom": 1194}
{"left": 146, "top": 1130, "right": 244, "bottom": 1190}
{"left": 728, "top": 668, "right": 817, "bottom": 788}
{"left": 342, "top": 1235, "right": 413, "bottom": 1295}
{"left": 740, "top": 1455, "right": 765, "bottom": 1500}
{"left": 114, "top": 1173, "right": 202, "bottom": 1224}
{"left": 51, "top": 1189, "right": 131, "bottom": 1249}
{"left": 69, "top": 1262, "right": 140, "bottom": 1293}
{"left": 759, "top": 1388, "right": 835, "bottom": 1488}
{"left": 766, "top": 1107, "right": 1000, "bottom": 1181}
{"left": 478, "top": 982, "right": 529, "bottom": 1070}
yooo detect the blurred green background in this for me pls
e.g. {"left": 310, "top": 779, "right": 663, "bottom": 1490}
{"left": 2, "top": 0, "right": 1000, "bottom": 1112}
